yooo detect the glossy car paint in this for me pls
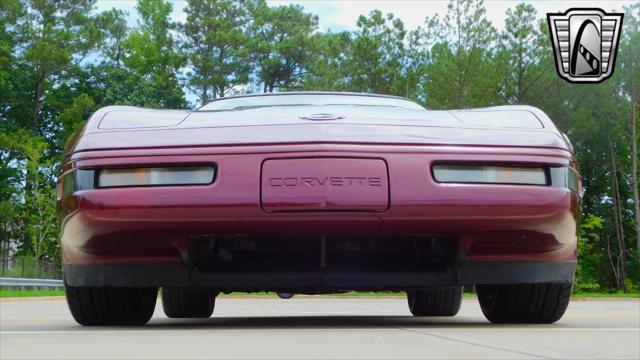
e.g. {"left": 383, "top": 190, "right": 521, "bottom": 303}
{"left": 58, "top": 93, "right": 580, "bottom": 289}
{"left": 66, "top": 104, "right": 565, "bottom": 152}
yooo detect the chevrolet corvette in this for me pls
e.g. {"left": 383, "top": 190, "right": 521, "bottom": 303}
{"left": 57, "top": 92, "right": 580, "bottom": 325}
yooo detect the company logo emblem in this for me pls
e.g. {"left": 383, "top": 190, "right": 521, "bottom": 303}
{"left": 268, "top": 177, "right": 382, "bottom": 188}
{"left": 299, "top": 113, "right": 344, "bottom": 121}
{"left": 547, "top": 8, "right": 623, "bottom": 83}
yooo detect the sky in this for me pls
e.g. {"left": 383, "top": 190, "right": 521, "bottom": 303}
{"left": 93, "top": 0, "right": 635, "bottom": 105}
{"left": 95, "top": 0, "right": 636, "bottom": 32}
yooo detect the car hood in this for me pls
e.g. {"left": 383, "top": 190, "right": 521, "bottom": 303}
{"left": 68, "top": 105, "right": 570, "bottom": 154}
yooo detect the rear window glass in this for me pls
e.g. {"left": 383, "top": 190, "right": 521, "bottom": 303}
{"left": 199, "top": 94, "right": 425, "bottom": 111}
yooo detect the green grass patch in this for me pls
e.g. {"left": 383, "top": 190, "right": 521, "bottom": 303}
{"left": 220, "top": 291, "right": 640, "bottom": 298}
{"left": 571, "top": 292, "right": 640, "bottom": 298}
{"left": 0, "top": 289, "right": 65, "bottom": 298}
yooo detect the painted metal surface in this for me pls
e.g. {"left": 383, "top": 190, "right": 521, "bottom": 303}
{"left": 58, "top": 96, "right": 580, "bottom": 288}
{"left": 58, "top": 144, "right": 579, "bottom": 266}
{"left": 63, "top": 103, "right": 570, "bottom": 156}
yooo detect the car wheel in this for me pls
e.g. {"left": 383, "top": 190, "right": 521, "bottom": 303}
{"left": 65, "top": 284, "right": 158, "bottom": 326}
{"left": 477, "top": 283, "right": 573, "bottom": 323}
{"left": 407, "top": 286, "right": 463, "bottom": 316}
{"left": 162, "top": 288, "right": 217, "bottom": 318}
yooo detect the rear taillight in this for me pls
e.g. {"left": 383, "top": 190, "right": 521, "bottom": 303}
{"left": 97, "top": 166, "right": 215, "bottom": 188}
{"left": 432, "top": 165, "right": 547, "bottom": 185}
{"left": 431, "top": 164, "right": 581, "bottom": 194}
{"left": 57, "top": 169, "right": 95, "bottom": 200}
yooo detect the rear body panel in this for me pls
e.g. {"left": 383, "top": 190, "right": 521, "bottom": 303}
{"left": 59, "top": 143, "right": 579, "bottom": 291}
{"left": 59, "top": 98, "right": 579, "bottom": 291}
{"left": 64, "top": 104, "right": 569, "bottom": 153}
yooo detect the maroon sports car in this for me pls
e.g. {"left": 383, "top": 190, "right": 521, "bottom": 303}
{"left": 58, "top": 92, "right": 580, "bottom": 325}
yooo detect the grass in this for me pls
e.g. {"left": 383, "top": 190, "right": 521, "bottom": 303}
{"left": 0, "top": 289, "right": 65, "bottom": 298}
{"left": 220, "top": 291, "right": 640, "bottom": 298}
{"left": 570, "top": 292, "right": 640, "bottom": 298}
{"left": 1, "top": 289, "right": 638, "bottom": 299}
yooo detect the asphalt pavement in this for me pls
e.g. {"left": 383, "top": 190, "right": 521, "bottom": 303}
{"left": 1, "top": 296, "right": 638, "bottom": 359}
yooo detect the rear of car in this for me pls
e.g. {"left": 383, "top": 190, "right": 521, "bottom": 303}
{"left": 58, "top": 93, "right": 580, "bottom": 325}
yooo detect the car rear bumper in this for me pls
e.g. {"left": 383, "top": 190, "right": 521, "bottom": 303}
{"left": 63, "top": 261, "right": 577, "bottom": 290}
{"left": 59, "top": 144, "right": 580, "bottom": 288}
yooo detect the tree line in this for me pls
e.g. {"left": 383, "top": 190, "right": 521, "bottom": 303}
{"left": 0, "top": 0, "right": 638, "bottom": 291}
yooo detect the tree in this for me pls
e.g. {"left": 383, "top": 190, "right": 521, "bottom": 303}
{"left": 0, "top": 129, "right": 57, "bottom": 261}
{"left": 13, "top": 0, "right": 101, "bottom": 136}
{"left": 344, "top": 10, "right": 407, "bottom": 96}
{"left": 301, "top": 31, "right": 352, "bottom": 91}
{"left": 0, "top": 125, "right": 22, "bottom": 263}
{"left": 414, "top": 0, "right": 499, "bottom": 109}
{"left": 248, "top": 0, "right": 317, "bottom": 92}
{"left": 0, "top": 0, "right": 23, "bottom": 119}
{"left": 80, "top": 0, "right": 186, "bottom": 109}
{"left": 97, "top": 8, "right": 129, "bottom": 67}
{"left": 121, "top": 0, "right": 186, "bottom": 108}
{"left": 496, "top": 4, "right": 557, "bottom": 104}
{"left": 576, "top": 214, "right": 605, "bottom": 291}
{"left": 56, "top": 93, "right": 94, "bottom": 150}
{"left": 617, "top": 3, "right": 639, "bottom": 251}
{"left": 181, "top": 0, "right": 251, "bottom": 104}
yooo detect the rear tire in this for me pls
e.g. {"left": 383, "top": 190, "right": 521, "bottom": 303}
{"left": 407, "top": 286, "right": 463, "bottom": 316}
{"left": 477, "top": 283, "right": 573, "bottom": 323}
{"left": 65, "top": 284, "right": 158, "bottom": 326}
{"left": 162, "top": 288, "right": 217, "bottom": 318}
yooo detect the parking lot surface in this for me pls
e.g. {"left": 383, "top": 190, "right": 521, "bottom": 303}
{"left": 1, "top": 297, "right": 638, "bottom": 359}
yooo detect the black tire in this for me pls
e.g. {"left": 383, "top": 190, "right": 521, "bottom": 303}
{"left": 477, "top": 283, "right": 573, "bottom": 324}
{"left": 407, "top": 286, "right": 463, "bottom": 316}
{"left": 162, "top": 288, "right": 217, "bottom": 318}
{"left": 65, "top": 284, "right": 158, "bottom": 326}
